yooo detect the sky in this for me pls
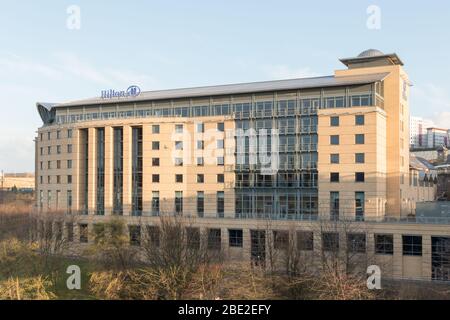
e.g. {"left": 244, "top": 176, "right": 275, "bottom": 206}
{"left": 1, "top": 0, "right": 450, "bottom": 172}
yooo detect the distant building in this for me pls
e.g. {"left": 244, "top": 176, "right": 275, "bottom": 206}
{"left": 427, "top": 127, "right": 449, "bottom": 148}
{"left": 410, "top": 116, "right": 434, "bottom": 148}
{"left": 0, "top": 172, "right": 35, "bottom": 191}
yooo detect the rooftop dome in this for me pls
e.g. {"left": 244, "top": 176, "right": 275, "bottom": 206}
{"left": 357, "top": 49, "right": 384, "bottom": 58}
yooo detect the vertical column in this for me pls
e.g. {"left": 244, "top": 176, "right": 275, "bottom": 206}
{"left": 73, "top": 129, "right": 81, "bottom": 212}
{"left": 122, "top": 125, "right": 132, "bottom": 215}
{"left": 221, "top": 227, "right": 229, "bottom": 256}
{"left": 104, "top": 126, "right": 113, "bottom": 215}
{"left": 88, "top": 128, "right": 97, "bottom": 214}
{"left": 142, "top": 125, "right": 151, "bottom": 214}
{"left": 242, "top": 228, "right": 251, "bottom": 262}
{"left": 393, "top": 233, "right": 403, "bottom": 278}
{"left": 422, "top": 235, "right": 432, "bottom": 281}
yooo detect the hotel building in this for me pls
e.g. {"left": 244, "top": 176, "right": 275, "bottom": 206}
{"left": 35, "top": 49, "right": 450, "bottom": 281}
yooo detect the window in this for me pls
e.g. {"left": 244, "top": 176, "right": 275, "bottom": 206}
{"left": 147, "top": 226, "right": 160, "bottom": 247}
{"left": 152, "top": 125, "right": 160, "bottom": 134}
{"left": 217, "top": 157, "right": 224, "bottom": 166}
{"left": 175, "top": 191, "right": 183, "bottom": 214}
{"left": 330, "top": 135, "right": 339, "bottom": 145}
{"left": 56, "top": 175, "right": 61, "bottom": 184}
{"left": 47, "top": 132, "right": 51, "bottom": 140}
{"left": 217, "top": 174, "right": 224, "bottom": 183}
{"left": 273, "top": 230, "right": 289, "bottom": 250}
{"left": 57, "top": 160, "right": 61, "bottom": 169}
{"left": 330, "top": 116, "right": 339, "bottom": 127}
{"left": 197, "top": 191, "right": 204, "bottom": 217}
{"left": 66, "top": 223, "right": 74, "bottom": 242}
{"left": 355, "top": 192, "right": 365, "bottom": 221}
{"left": 197, "top": 157, "right": 204, "bottom": 166}
{"left": 67, "top": 175, "right": 72, "bottom": 184}
{"left": 197, "top": 140, "right": 204, "bottom": 150}
{"left": 330, "top": 191, "right": 339, "bottom": 220}
{"left": 330, "top": 154, "right": 340, "bottom": 164}
{"left": 403, "top": 235, "right": 422, "bottom": 256}
{"left": 355, "top": 134, "right": 365, "bottom": 144}
{"left": 67, "top": 190, "right": 72, "bottom": 211}
{"left": 175, "top": 157, "right": 183, "bottom": 166}
{"left": 375, "top": 234, "right": 394, "bottom": 255}
{"left": 229, "top": 229, "right": 243, "bottom": 248}
{"left": 197, "top": 174, "right": 204, "bottom": 183}
{"left": 330, "top": 173, "right": 339, "bottom": 182}
{"left": 67, "top": 144, "right": 73, "bottom": 153}
{"left": 175, "top": 174, "right": 183, "bottom": 183}
{"left": 47, "top": 176, "right": 51, "bottom": 184}
{"left": 152, "top": 141, "right": 160, "bottom": 150}
{"left": 175, "top": 124, "right": 183, "bottom": 133}
{"left": 67, "top": 160, "right": 72, "bottom": 169}
{"left": 175, "top": 141, "right": 183, "bottom": 150}
{"left": 187, "top": 227, "right": 200, "bottom": 249}
{"left": 67, "top": 129, "right": 73, "bottom": 138}
{"left": 347, "top": 234, "right": 366, "bottom": 253}
{"left": 217, "top": 139, "right": 224, "bottom": 149}
{"left": 152, "top": 158, "right": 160, "bottom": 166}
{"left": 152, "top": 192, "right": 160, "bottom": 215}
{"left": 48, "top": 161, "right": 51, "bottom": 169}
{"left": 40, "top": 147, "right": 43, "bottom": 156}
{"left": 197, "top": 123, "right": 204, "bottom": 133}
{"left": 40, "top": 133, "right": 43, "bottom": 141}
{"left": 297, "top": 231, "right": 314, "bottom": 251}
{"left": 322, "top": 232, "right": 339, "bottom": 252}
{"left": 217, "top": 191, "right": 225, "bottom": 217}
{"left": 208, "top": 229, "right": 221, "bottom": 250}
{"left": 129, "top": 226, "right": 141, "bottom": 246}
{"left": 355, "top": 153, "right": 365, "bottom": 164}
{"left": 48, "top": 146, "right": 51, "bottom": 155}
{"left": 152, "top": 174, "right": 159, "bottom": 183}
{"left": 79, "top": 224, "right": 88, "bottom": 243}
{"left": 355, "top": 172, "right": 365, "bottom": 182}
{"left": 217, "top": 122, "right": 225, "bottom": 132}
{"left": 355, "top": 115, "right": 365, "bottom": 125}
{"left": 57, "top": 145, "right": 61, "bottom": 154}
{"left": 57, "top": 130, "right": 61, "bottom": 139}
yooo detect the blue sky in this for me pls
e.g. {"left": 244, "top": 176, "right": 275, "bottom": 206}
{"left": 1, "top": 0, "right": 450, "bottom": 172}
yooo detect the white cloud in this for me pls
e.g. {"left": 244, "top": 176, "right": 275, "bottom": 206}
{"left": 0, "top": 53, "right": 62, "bottom": 80}
{"left": 261, "top": 64, "right": 320, "bottom": 80}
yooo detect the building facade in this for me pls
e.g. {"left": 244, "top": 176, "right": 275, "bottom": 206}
{"left": 35, "top": 49, "right": 450, "bottom": 281}
{"left": 426, "top": 127, "right": 450, "bottom": 148}
{"left": 410, "top": 116, "right": 434, "bottom": 148}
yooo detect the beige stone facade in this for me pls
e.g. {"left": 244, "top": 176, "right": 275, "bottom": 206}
{"left": 34, "top": 49, "right": 449, "bottom": 282}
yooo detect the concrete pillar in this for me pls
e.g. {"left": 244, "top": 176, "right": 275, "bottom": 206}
{"left": 422, "top": 235, "right": 432, "bottom": 281}
{"left": 242, "top": 228, "right": 251, "bottom": 262}
{"left": 393, "top": 233, "right": 403, "bottom": 278}
{"left": 142, "top": 125, "right": 151, "bottom": 214}
{"left": 88, "top": 128, "right": 97, "bottom": 214}
{"left": 73, "top": 129, "right": 81, "bottom": 212}
{"left": 104, "top": 126, "right": 113, "bottom": 215}
{"left": 123, "top": 125, "right": 132, "bottom": 215}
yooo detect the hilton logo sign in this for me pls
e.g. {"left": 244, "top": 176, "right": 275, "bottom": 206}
{"left": 101, "top": 85, "right": 141, "bottom": 99}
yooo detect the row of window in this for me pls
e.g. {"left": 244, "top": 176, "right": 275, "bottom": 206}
{"left": 39, "top": 175, "right": 72, "bottom": 185}
{"left": 152, "top": 174, "right": 224, "bottom": 184}
{"left": 330, "top": 134, "right": 365, "bottom": 145}
{"left": 330, "top": 153, "right": 365, "bottom": 164}
{"left": 151, "top": 157, "right": 226, "bottom": 167}
{"left": 150, "top": 191, "right": 225, "bottom": 217}
{"left": 330, "top": 172, "right": 366, "bottom": 183}
{"left": 40, "top": 129, "right": 73, "bottom": 141}
{"left": 39, "top": 144, "right": 73, "bottom": 156}
{"left": 68, "top": 223, "right": 423, "bottom": 257}
{"left": 54, "top": 95, "right": 375, "bottom": 125}
{"left": 330, "top": 115, "right": 365, "bottom": 127}
{"left": 40, "top": 160, "right": 73, "bottom": 171}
